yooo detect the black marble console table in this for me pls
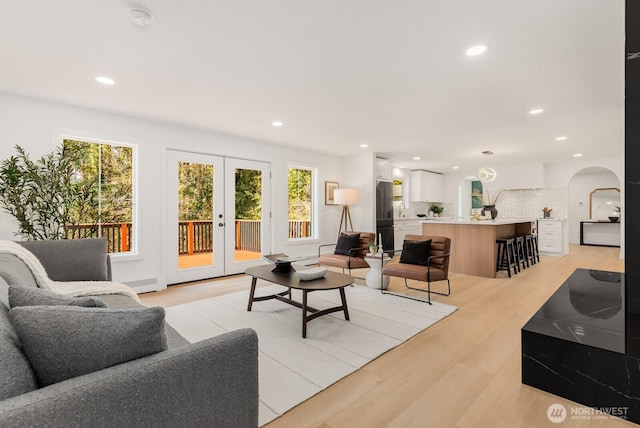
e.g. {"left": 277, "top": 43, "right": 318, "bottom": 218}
{"left": 522, "top": 268, "right": 640, "bottom": 423}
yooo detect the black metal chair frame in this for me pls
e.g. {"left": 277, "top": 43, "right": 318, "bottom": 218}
{"left": 317, "top": 243, "right": 369, "bottom": 282}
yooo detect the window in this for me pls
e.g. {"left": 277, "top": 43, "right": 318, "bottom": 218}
{"left": 288, "top": 166, "right": 314, "bottom": 240}
{"left": 62, "top": 138, "right": 135, "bottom": 253}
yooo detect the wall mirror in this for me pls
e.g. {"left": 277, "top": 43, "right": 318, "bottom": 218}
{"left": 590, "top": 187, "right": 620, "bottom": 220}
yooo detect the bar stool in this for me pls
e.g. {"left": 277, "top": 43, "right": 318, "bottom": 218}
{"left": 531, "top": 234, "right": 540, "bottom": 263}
{"left": 496, "top": 238, "right": 518, "bottom": 278}
{"left": 523, "top": 234, "right": 536, "bottom": 266}
{"left": 514, "top": 235, "right": 528, "bottom": 271}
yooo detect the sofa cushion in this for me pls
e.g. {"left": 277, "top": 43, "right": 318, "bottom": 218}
{"left": 9, "top": 285, "right": 107, "bottom": 308}
{"left": 399, "top": 239, "right": 432, "bottom": 266}
{"left": 9, "top": 305, "right": 168, "bottom": 387}
{"left": 98, "top": 294, "right": 189, "bottom": 349}
{"left": 0, "top": 253, "right": 38, "bottom": 288}
{"left": 334, "top": 232, "right": 361, "bottom": 256}
{"left": 0, "top": 305, "right": 37, "bottom": 399}
{"left": 17, "top": 238, "right": 109, "bottom": 282}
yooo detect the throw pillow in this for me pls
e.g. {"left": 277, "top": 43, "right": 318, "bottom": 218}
{"left": 0, "top": 306, "right": 37, "bottom": 399}
{"left": 9, "top": 285, "right": 107, "bottom": 308}
{"left": 399, "top": 239, "right": 432, "bottom": 266}
{"left": 334, "top": 233, "right": 361, "bottom": 256}
{"left": 9, "top": 305, "right": 168, "bottom": 387}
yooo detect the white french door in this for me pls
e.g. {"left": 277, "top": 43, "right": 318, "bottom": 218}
{"left": 166, "top": 150, "right": 270, "bottom": 284}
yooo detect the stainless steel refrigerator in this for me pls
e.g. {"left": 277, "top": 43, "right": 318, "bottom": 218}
{"left": 376, "top": 181, "right": 394, "bottom": 256}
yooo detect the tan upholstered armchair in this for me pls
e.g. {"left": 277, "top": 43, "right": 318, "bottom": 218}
{"left": 382, "top": 234, "right": 451, "bottom": 304}
{"left": 318, "top": 231, "right": 375, "bottom": 277}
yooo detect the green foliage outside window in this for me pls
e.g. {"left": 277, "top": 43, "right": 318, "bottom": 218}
{"left": 178, "top": 162, "right": 213, "bottom": 221}
{"left": 235, "top": 169, "right": 262, "bottom": 220}
{"left": 0, "top": 140, "right": 133, "bottom": 244}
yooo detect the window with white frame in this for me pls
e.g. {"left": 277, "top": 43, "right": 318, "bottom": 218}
{"left": 62, "top": 138, "right": 135, "bottom": 253}
{"left": 288, "top": 166, "right": 315, "bottom": 240}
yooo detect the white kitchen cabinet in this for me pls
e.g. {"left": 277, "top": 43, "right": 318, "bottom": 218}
{"left": 376, "top": 158, "right": 392, "bottom": 181}
{"left": 537, "top": 218, "right": 568, "bottom": 256}
{"left": 393, "top": 220, "right": 423, "bottom": 250}
{"left": 410, "top": 170, "right": 444, "bottom": 202}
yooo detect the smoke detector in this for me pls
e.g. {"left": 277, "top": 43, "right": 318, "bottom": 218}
{"left": 130, "top": 10, "right": 153, "bottom": 27}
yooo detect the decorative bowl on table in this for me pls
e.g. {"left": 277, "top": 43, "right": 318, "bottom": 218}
{"left": 608, "top": 216, "right": 620, "bottom": 223}
{"left": 416, "top": 214, "right": 427, "bottom": 217}
{"left": 296, "top": 267, "right": 328, "bottom": 281}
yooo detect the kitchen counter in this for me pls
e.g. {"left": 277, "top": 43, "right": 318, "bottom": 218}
{"left": 420, "top": 217, "right": 534, "bottom": 226}
{"left": 422, "top": 218, "right": 534, "bottom": 278}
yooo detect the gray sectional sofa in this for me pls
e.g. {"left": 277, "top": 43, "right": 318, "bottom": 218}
{"left": 0, "top": 238, "right": 259, "bottom": 427}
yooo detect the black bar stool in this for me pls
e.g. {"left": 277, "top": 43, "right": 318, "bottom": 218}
{"left": 496, "top": 238, "right": 518, "bottom": 278}
{"left": 531, "top": 234, "right": 540, "bottom": 263}
{"left": 523, "top": 234, "right": 536, "bottom": 266}
{"left": 514, "top": 235, "right": 528, "bottom": 271}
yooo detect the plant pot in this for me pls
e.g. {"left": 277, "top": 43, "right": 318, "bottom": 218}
{"left": 481, "top": 205, "right": 498, "bottom": 220}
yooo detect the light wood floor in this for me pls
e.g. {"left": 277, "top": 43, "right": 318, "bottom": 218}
{"left": 140, "top": 245, "right": 631, "bottom": 427}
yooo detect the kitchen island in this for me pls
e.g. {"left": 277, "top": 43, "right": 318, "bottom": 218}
{"left": 421, "top": 218, "right": 534, "bottom": 278}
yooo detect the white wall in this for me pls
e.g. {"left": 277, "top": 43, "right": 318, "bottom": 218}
{"left": 0, "top": 91, "right": 347, "bottom": 290}
{"left": 342, "top": 152, "right": 375, "bottom": 233}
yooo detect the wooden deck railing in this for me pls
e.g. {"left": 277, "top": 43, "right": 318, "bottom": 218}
{"left": 66, "top": 223, "right": 132, "bottom": 253}
{"left": 288, "top": 220, "right": 311, "bottom": 239}
{"left": 66, "top": 219, "right": 312, "bottom": 254}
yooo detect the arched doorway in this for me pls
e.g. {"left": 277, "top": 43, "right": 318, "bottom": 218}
{"left": 568, "top": 167, "right": 621, "bottom": 247}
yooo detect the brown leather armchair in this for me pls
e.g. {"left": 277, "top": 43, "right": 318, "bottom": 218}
{"left": 318, "top": 231, "right": 375, "bottom": 277}
{"left": 382, "top": 234, "right": 451, "bottom": 304}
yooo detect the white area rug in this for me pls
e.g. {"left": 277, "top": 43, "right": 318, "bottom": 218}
{"left": 165, "top": 281, "right": 457, "bottom": 426}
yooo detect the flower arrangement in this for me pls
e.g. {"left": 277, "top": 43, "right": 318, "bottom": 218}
{"left": 542, "top": 207, "right": 552, "bottom": 218}
{"left": 471, "top": 189, "right": 504, "bottom": 206}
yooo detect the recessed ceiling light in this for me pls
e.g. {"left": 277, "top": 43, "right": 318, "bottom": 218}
{"left": 555, "top": 136, "right": 567, "bottom": 141}
{"left": 359, "top": 144, "right": 368, "bottom": 148}
{"left": 271, "top": 121, "right": 283, "bottom": 127}
{"left": 452, "top": 166, "right": 459, "bottom": 170}
{"left": 573, "top": 153, "right": 583, "bottom": 158}
{"left": 529, "top": 108, "right": 544, "bottom": 115}
{"left": 466, "top": 45, "right": 488, "bottom": 56}
{"left": 413, "top": 156, "right": 421, "bottom": 160}
{"left": 95, "top": 76, "right": 115, "bottom": 85}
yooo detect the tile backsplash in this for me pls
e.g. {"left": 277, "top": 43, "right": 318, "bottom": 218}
{"left": 496, "top": 188, "right": 568, "bottom": 219}
{"left": 398, "top": 187, "right": 568, "bottom": 220}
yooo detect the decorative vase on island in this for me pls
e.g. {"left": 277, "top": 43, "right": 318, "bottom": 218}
{"left": 482, "top": 205, "right": 498, "bottom": 220}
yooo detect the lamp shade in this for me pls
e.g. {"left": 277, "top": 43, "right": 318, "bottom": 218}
{"left": 334, "top": 188, "right": 358, "bottom": 205}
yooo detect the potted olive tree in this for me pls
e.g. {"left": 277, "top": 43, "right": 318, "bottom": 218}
{"left": 0, "top": 145, "right": 103, "bottom": 240}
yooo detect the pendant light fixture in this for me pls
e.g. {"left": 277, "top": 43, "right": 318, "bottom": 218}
{"left": 477, "top": 150, "right": 497, "bottom": 182}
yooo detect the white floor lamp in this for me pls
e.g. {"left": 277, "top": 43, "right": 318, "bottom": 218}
{"left": 334, "top": 188, "right": 358, "bottom": 237}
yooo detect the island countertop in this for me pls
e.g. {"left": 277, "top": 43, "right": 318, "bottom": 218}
{"left": 420, "top": 217, "right": 535, "bottom": 226}
{"left": 421, "top": 218, "right": 534, "bottom": 278}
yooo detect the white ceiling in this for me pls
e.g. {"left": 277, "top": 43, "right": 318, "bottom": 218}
{"left": 0, "top": 1, "right": 624, "bottom": 173}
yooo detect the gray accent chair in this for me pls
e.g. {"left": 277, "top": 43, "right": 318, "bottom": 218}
{"left": 0, "top": 238, "right": 259, "bottom": 428}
